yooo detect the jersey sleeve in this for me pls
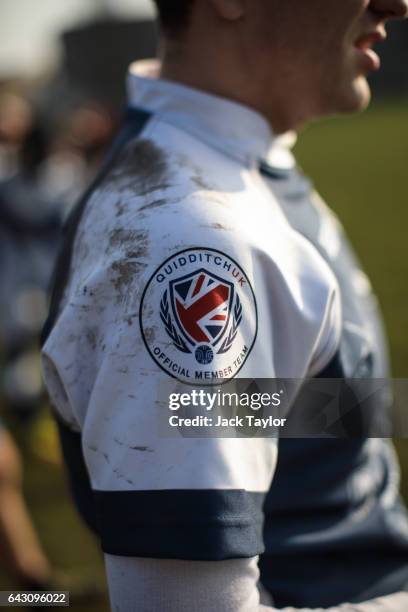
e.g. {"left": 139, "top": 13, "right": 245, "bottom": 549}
{"left": 41, "top": 192, "right": 340, "bottom": 561}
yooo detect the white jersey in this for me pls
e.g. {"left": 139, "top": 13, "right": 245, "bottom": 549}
{"left": 41, "top": 60, "right": 408, "bottom": 603}
{"left": 41, "top": 61, "right": 341, "bottom": 562}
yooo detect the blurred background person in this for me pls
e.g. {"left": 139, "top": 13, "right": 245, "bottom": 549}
{"left": 0, "top": 88, "right": 109, "bottom": 601}
{"left": 0, "top": 4, "right": 156, "bottom": 609}
{"left": 0, "top": 424, "right": 60, "bottom": 590}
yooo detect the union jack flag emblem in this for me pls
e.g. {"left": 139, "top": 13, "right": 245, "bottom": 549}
{"left": 169, "top": 269, "right": 234, "bottom": 347}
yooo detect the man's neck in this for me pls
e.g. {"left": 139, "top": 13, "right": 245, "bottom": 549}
{"left": 158, "top": 45, "right": 298, "bottom": 136}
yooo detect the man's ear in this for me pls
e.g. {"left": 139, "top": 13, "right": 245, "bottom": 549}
{"left": 210, "top": 0, "right": 245, "bottom": 21}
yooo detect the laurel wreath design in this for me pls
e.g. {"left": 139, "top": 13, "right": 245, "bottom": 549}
{"left": 217, "top": 295, "right": 242, "bottom": 354}
{"left": 160, "top": 290, "right": 192, "bottom": 354}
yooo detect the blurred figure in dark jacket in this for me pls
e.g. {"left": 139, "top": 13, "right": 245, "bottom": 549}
{"left": 0, "top": 93, "right": 104, "bottom": 598}
{"left": 0, "top": 92, "right": 61, "bottom": 588}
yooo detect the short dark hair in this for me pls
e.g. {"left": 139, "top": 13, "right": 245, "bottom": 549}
{"left": 153, "top": 0, "right": 194, "bottom": 33}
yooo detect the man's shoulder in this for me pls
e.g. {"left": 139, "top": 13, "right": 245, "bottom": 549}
{"left": 100, "top": 117, "right": 239, "bottom": 205}
{"left": 70, "top": 118, "right": 247, "bottom": 279}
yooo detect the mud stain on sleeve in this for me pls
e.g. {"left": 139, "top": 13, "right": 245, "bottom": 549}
{"left": 108, "top": 139, "right": 171, "bottom": 197}
{"left": 191, "top": 171, "right": 215, "bottom": 191}
{"left": 108, "top": 229, "right": 148, "bottom": 253}
{"left": 200, "top": 223, "right": 231, "bottom": 231}
{"left": 110, "top": 260, "right": 148, "bottom": 304}
{"left": 139, "top": 198, "right": 169, "bottom": 212}
{"left": 115, "top": 200, "right": 127, "bottom": 218}
{"left": 125, "top": 246, "right": 149, "bottom": 260}
{"left": 143, "top": 327, "right": 156, "bottom": 344}
{"left": 116, "top": 365, "right": 129, "bottom": 375}
{"left": 106, "top": 227, "right": 150, "bottom": 304}
{"left": 67, "top": 333, "right": 79, "bottom": 344}
{"left": 85, "top": 327, "right": 98, "bottom": 351}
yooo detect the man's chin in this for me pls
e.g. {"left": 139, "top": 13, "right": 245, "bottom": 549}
{"left": 339, "top": 77, "right": 372, "bottom": 113}
{"left": 313, "top": 77, "right": 372, "bottom": 123}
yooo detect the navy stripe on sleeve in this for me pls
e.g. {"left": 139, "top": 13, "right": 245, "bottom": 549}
{"left": 95, "top": 488, "right": 265, "bottom": 560}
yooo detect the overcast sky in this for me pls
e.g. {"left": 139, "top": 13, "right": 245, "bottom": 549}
{"left": 0, "top": 0, "right": 155, "bottom": 78}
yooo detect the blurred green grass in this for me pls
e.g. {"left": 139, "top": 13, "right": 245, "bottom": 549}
{"left": 0, "top": 417, "right": 110, "bottom": 611}
{"left": 0, "top": 101, "right": 407, "bottom": 608}
{"left": 294, "top": 100, "right": 408, "bottom": 498}
{"left": 295, "top": 101, "right": 408, "bottom": 378}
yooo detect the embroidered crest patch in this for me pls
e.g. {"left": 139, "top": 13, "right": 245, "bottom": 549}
{"left": 140, "top": 248, "right": 258, "bottom": 381}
